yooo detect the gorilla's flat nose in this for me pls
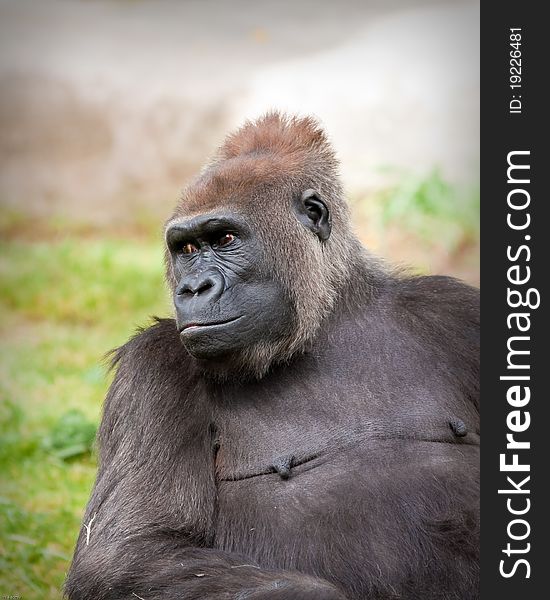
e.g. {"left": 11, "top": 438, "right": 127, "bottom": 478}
{"left": 175, "top": 271, "right": 224, "bottom": 304}
{"left": 179, "top": 275, "right": 213, "bottom": 296}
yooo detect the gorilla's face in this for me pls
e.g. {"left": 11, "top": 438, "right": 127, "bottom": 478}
{"left": 166, "top": 212, "right": 293, "bottom": 362}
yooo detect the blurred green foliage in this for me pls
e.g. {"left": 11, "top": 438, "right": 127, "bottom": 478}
{"left": 377, "top": 167, "right": 479, "bottom": 250}
{"left": 350, "top": 169, "right": 479, "bottom": 281}
{"left": 42, "top": 410, "right": 97, "bottom": 460}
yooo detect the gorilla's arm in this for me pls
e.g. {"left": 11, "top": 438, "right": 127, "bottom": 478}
{"left": 66, "top": 541, "right": 345, "bottom": 600}
{"left": 64, "top": 323, "right": 346, "bottom": 600}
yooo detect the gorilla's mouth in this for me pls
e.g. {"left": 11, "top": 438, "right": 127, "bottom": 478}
{"left": 179, "top": 315, "right": 243, "bottom": 333}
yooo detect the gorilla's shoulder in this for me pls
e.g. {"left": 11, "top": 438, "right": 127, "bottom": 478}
{"left": 109, "top": 317, "right": 190, "bottom": 373}
{"left": 387, "top": 275, "right": 479, "bottom": 346}
{"left": 391, "top": 274, "right": 478, "bottom": 321}
{"left": 98, "top": 319, "right": 196, "bottom": 457}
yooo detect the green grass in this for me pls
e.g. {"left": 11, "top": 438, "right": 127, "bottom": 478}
{"left": 0, "top": 236, "right": 170, "bottom": 598}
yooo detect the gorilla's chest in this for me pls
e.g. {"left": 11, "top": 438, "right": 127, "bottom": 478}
{"left": 204, "top": 307, "right": 478, "bottom": 485}
{"left": 211, "top": 398, "right": 478, "bottom": 571}
{"left": 210, "top": 363, "right": 477, "bottom": 484}
{"left": 207, "top": 353, "right": 478, "bottom": 571}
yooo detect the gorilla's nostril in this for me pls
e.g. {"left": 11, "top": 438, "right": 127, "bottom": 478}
{"left": 195, "top": 280, "right": 214, "bottom": 295}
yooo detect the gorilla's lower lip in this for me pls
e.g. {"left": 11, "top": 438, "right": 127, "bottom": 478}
{"left": 180, "top": 316, "right": 243, "bottom": 333}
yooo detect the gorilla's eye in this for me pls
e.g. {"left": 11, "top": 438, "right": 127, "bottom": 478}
{"left": 181, "top": 242, "right": 199, "bottom": 255}
{"left": 216, "top": 233, "right": 236, "bottom": 247}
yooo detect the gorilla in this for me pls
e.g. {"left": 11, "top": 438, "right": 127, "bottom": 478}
{"left": 65, "top": 113, "right": 479, "bottom": 600}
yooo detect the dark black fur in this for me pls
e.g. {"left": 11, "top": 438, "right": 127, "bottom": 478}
{"left": 65, "top": 272, "right": 479, "bottom": 600}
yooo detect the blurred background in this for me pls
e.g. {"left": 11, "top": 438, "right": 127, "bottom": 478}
{"left": 0, "top": 0, "right": 479, "bottom": 596}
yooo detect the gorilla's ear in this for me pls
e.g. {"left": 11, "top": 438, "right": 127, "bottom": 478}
{"left": 294, "top": 189, "right": 331, "bottom": 241}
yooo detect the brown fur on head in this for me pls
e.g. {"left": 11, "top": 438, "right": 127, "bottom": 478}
{"left": 165, "top": 112, "right": 364, "bottom": 378}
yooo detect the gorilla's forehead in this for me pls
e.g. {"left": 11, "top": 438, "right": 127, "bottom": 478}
{"left": 175, "top": 153, "right": 306, "bottom": 217}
